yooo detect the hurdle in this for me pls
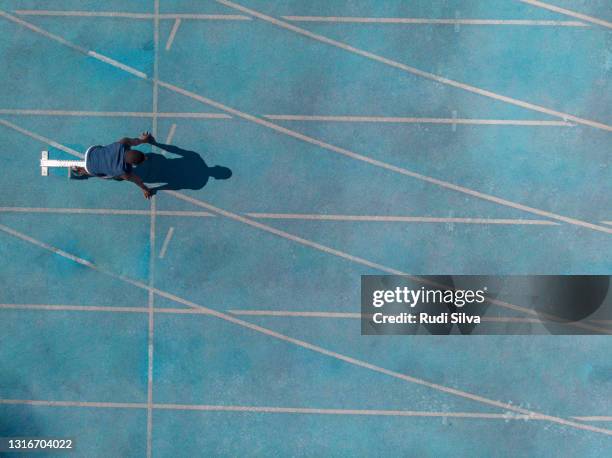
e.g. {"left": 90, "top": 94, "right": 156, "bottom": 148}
{"left": 40, "top": 151, "right": 86, "bottom": 176}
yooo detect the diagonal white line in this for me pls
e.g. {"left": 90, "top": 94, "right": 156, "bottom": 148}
{"left": 282, "top": 16, "right": 588, "bottom": 27}
{"left": 2, "top": 11, "right": 609, "bottom": 235}
{"left": 165, "top": 123, "right": 177, "bottom": 144}
{"left": 88, "top": 51, "right": 147, "bottom": 79}
{"left": 165, "top": 18, "right": 181, "bottom": 51}
{"left": 1, "top": 222, "right": 611, "bottom": 435}
{"left": 215, "top": 0, "right": 612, "bottom": 132}
{"left": 158, "top": 227, "right": 175, "bottom": 259}
{"left": 518, "top": 0, "right": 612, "bottom": 29}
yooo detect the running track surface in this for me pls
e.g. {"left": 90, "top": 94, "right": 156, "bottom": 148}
{"left": 0, "top": 1, "right": 611, "bottom": 456}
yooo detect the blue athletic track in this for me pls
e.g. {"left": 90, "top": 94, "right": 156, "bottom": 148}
{"left": 0, "top": 1, "right": 611, "bottom": 456}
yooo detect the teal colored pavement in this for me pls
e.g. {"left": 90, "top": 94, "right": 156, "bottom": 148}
{"left": 0, "top": 0, "right": 611, "bottom": 456}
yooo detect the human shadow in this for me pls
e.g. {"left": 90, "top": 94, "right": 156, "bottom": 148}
{"left": 134, "top": 142, "right": 232, "bottom": 193}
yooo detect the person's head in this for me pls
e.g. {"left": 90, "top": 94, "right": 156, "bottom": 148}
{"left": 126, "top": 149, "right": 146, "bottom": 165}
{"left": 210, "top": 165, "right": 232, "bottom": 180}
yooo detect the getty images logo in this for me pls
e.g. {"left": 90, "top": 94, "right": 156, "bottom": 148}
{"left": 371, "top": 286, "right": 487, "bottom": 308}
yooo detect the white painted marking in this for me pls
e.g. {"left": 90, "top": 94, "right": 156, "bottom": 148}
{"left": 147, "top": 4, "right": 159, "bottom": 457}
{"left": 518, "top": 0, "right": 612, "bottom": 29}
{"left": 245, "top": 214, "right": 560, "bottom": 225}
{"left": 0, "top": 399, "right": 145, "bottom": 409}
{"left": 165, "top": 123, "right": 177, "bottom": 144}
{"left": 2, "top": 222, "right": 612, "bottom": 435}
{"left": 0, "top": 109, "right": 231, "bottom": 119}
{"left": 158, "top": 227, "right": 175, "bottom": 259}
{"left": 2, "top": 398, "right": 610, "bottom": 422}
{"left": 214, "top": 1, "right": 612, "bottom": 132}
{"left": 154, "top": 404, "right": 537, "bottom": 419}
{"left": 14, "top": 10, "right": 251, "bottom": 21}
{"left": 0, "top": 207, "right": 215, "bottom": 217}
{"left": 263, "top": 115, "right": 574, "bottom": 126}
{"left": 87, "top": 51, "right": 147, "bottom": 79}
{"left": 572, "top": 416, "right": 612, "bottom": 422}
{"left": 452, "top": 110, "right": 458, "bottom": 131}
{"left": 165, "top": 19, "right": 181, "bottom": 51}
{"left": 282, "top": 16, "right": 588, "bottom": 26}
{"left": 1, "top": 304, "right": 609, "bottom": 329}
{"left": 230, "top": 310, "right": 362, "bottom": 318}
{"left": 159, "top": 14, "right": 250, "bottom": 20}
{"left": 0, "top": 303, "right": 150, "bottom": 313}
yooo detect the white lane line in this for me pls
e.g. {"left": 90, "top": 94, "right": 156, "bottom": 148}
{"left": 2, "top": 222, "right": 612, "bottom": 436}
{"left": 0, "top": 207, "right": 215, "bottom": 217}
{"left": 0, "top": 399, "right": 612, "bottom": 422}
{"left": 0, "top": 109, "right": 572, "bottom": 126}
{"left": 88, "top": 51, "right": 147, "bottom": 79}
{"left": 573, "top": 416, "right": 612, "bottom": 422}
{"left": 154, "top": 404, "right": 536, "bottom": 419}
{"left": 0, "top": 207, "right": 579, "bottom": 225}
{"left": 518, "top": 0, "right": 612, "bottom": 29}
{"left": 215, "top": 0, "right": 612, "bottom": 132}
{"left": 282, "top": 16, "right": 588, "bottom": 26}
{"left": 14, "top": 10, "right": 251, "bottom": 21}
{"left": 0, "top": 399, "right": 146, "bottom": 409}
{"left": 602, "top": 221, "right": 612, "bottom": 226}
{"left": 165, "top": 123, "right": 177, "bottom": 144}
{"left": 1, "top": 304, "right": 609, "bottom": 328}
{"left": 245, "top": 214, "right": 560, "bottom": 225}
{"left": 0, "top": 303, "right": 150, "bottom": 313}
{"left": 158, "top": 227, "right": 175, "bottom": 259}
{"left": 0, "top": 109, "right": 231, "bottom": 119}
{"left": 230, "top": 310, "right": 362, "bottom": 318}
{"left": 2, "top": 13, "right": 607, "bottom": 235}
{"left": 165, "top": 18, "right": 181, "bottom": 51}
{"left": 2, "top": 398, "right": 610, "bottom": 422}
{"left": 157, "top": 81, "right": 612, "bottom": 235}
{"left": 0, "top": 399, "right": 547, "bottom": 421}
{"left": 159, "top": 14, "right": 250, "bottom": 20}
{"left": 263, "top": 115, "right": 574, "bottom": 126}
{"left": 147, "top": 3, "right": 159, "bottom": 456}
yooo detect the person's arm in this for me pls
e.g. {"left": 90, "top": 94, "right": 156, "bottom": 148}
{"left": 119, "top": 131, "right": 156, "bottom": 147}
{"left": 121, "top": 172, "right": 152, "bottom": 199}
